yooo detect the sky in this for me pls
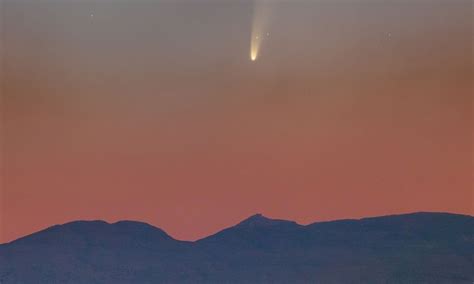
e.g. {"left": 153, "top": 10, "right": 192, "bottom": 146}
{"left": 1, "top": 0, "right": 472, "bottom": 243}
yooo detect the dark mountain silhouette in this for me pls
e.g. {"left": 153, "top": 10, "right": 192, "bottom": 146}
{"left": 1, "top": 212, "right": 473, "bottom": 283}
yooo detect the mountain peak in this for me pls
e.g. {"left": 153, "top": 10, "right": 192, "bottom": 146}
{"left": 236, "top": 213, "right": 298, "bottom": 228}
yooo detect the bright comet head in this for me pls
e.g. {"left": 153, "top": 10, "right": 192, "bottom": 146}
{"left": 250, "top": 49, "right": 258, "bottom": 61}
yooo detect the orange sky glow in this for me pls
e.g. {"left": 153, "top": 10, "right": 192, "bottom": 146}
{"left": 1, "top": 0, "right": 472, "bottom": 243}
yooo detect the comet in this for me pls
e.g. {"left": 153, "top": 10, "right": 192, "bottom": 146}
{"left": 250, "top": 0, "right": 272, "bottom": 61}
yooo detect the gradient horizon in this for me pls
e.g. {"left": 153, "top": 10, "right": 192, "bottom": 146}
{"left": 1, "top": 0, "right": 472, "bottom": 243}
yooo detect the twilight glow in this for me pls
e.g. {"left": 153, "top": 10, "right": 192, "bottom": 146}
{"left": 1, "top": 0, "right": 472, "bottom": 243}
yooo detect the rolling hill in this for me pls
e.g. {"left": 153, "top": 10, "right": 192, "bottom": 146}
{"left": 1, "top": 212, "right": 473, "bottom": 283}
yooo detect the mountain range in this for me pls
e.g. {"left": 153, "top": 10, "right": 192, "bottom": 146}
{"left": 1, "top": 212, "right": 473, "bottom": 283}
